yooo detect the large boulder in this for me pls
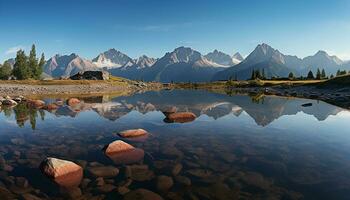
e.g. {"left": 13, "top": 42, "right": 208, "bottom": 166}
{"left": 70, "top": 71, "right": 109, "bottom": 80}
{"left": 40, "top": 157, "right": 83, "bottom": 188}
{"left": 164, "top": 112, "right": 197, "bottom": 123}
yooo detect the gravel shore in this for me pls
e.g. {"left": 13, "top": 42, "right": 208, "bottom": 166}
{"left": 0, "top": 83, "right": 132, "bottom": 96}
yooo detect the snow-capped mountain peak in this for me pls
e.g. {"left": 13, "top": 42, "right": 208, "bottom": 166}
{"left": 92, "top": 49, "right": 133, "bottom": 69}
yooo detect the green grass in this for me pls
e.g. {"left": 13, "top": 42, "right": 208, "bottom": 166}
{"left": 316, "top": 74, "right": 350, "bottom": 87}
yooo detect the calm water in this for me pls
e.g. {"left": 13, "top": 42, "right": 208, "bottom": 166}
{"left": 1, "top": 89, "right": 350, "bottom": 200}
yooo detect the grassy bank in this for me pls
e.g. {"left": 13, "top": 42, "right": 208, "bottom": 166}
{"left": 173, "top": 79, "right": 325, "bottom": 91}
{"left": 0, "top": 76, "right": 129, "bottom": 86}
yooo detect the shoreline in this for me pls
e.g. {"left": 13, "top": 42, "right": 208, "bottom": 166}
{"left": 1, "top": 79, "right": 349, "bottom": 109}
{"left": 0, "top": 80, "right": 163, "bottom": 96}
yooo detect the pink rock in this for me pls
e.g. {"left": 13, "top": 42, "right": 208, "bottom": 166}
{"left": 67, "top": 98, "right": 80, "bottom": 106}
{"left": 40, "top": 157, "right": 83, "bottom": 188}
{"left": 118, "top": 129, "right": 148, "bottom": 138}
{"left": 43, "top": 104, "right": 58, "bottom": 111}
{"left": 104, "top": 140, "right": 135, "bottom": 155}
{"left": 165, "top": 112, "right": 197, "bottom": 123}
{"left": 28, "top": 100, "right": 46, "bottom": 108}
{"left": 107, "top": 148, "right": 145, "bottom": 165}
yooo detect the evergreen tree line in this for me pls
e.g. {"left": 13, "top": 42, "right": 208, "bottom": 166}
{"left": 243, "top": 67, "right": 349, "bottom": 81}
{"left": 0, "top": 44, "right": 45, "bottom": 80}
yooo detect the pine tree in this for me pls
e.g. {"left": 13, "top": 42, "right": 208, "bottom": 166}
{"left": 316, "top": 68, "right": 321, "bottom": 80}
{"left": 255, "top": 70, "right": 261, "bottom": 79}
{"left": 321, "top": 69, "right": 326, "bottom": 79}
{"left": 330, "top": 74, "right": 334, "bottom": 79}
{"left": 262, "top": 68, "right": 265, "bottom": 80}
{"left": 288, "top": 72, "right": 294, "bottom": 79}
{"left": 36, "top": 53, "right": 45, "bottom": 79}
{"left": 336, "top": 70, "right": 341, "bottom": 76}
{"left": 13, "top": 50, "right": 30, "bottom": 80}
{"left": 28, "top": 44, "right": 38, "bottom": 79}
{"left": 0, "top": 61, "right": 12, "bottom": 80}
{"left": 251, "top": 69, "right": 255, "bottom": 80}
{"left": 307, "top": 70, "right": 314, "bottom": 79}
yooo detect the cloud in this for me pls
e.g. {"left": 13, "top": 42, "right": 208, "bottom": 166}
{"left": 5, "top": 45, "right": 25, "bottom": 55}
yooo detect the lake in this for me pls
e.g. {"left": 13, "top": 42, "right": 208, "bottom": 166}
{"left": 1, "top": 89, "right": 350, "bottom": 200}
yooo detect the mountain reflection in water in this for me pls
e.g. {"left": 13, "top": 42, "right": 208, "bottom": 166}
{"left": 0, "top": 90, "right": 344, "bottom": 129}
{"left": 1, "top": 89, "right": 350, "bottom": 200}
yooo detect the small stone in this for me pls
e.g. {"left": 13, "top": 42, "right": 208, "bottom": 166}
{"left": 171, "top": 163, "right": 183, "bottom": 176}
{"left": 93, "top": 177, "right": 105, "bottom": 186}
{"left": 117, "top": 186, "right": 130, "bottom": 195}
{"left": 96, "top": 184, "right": 116, "bottom": 193}
{"left": 123, "top": 189, "right": 163, "bottom": 200}
{"left": 186, "top": 169, "right": 212, "bottom": 178}
{"left": 15, "top": 177, "right": 28, "bottom": 188}
{"left": 88, "top": 166, "right": 119, "bottom": 178}
{"left": 156, "top": 175, "right": 173, "bottom": 191}
{"left": 175, "top": 176, "right": 191, "bottom": 186}
{"left": 21, "top": 193, "right": 43, "bottom": 200}
{"left": 126, "top": 165, "right": 154, "bottom": 181}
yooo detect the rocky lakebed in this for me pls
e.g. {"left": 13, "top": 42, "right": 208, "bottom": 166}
{"left": 0, "top": 89, "right": 350, "bottom": 200}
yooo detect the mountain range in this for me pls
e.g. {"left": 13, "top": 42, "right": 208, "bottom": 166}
{"left": 7, "top": 43, "right": 349, "bottom": 81}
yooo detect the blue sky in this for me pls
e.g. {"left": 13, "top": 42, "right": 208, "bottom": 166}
{"left": 1, "top": 0, "right": 350, "bottom": 62}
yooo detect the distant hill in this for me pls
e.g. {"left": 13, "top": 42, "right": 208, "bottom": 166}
{"left": 4, "top": 44, "right": 349, "bottom": 82}
{"left": 44, "top": 54, "right": 99, "bottom": 78}
{"left": 92, "top": 48, "right": 134, "bottom": 69}
{"left": 212, "top": 43, "right": 350, "bottom": 81}
{"left": 204, "top": 50, "right": 242, "bottom": 67}
{"left": 140, "top": 47, "right": 225, "bottom": 82}
{"left": 212, "top": 44, "right": 298, "bottom": 80}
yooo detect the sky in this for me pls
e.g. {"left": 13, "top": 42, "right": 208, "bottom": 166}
{"left": 1, "top": 0, "right": 350, "bottom": 62}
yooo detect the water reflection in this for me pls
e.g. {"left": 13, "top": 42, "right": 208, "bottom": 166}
{"left": 0, "top": 90, "right": 350, "bottom": 199}
{"left": 0, "top": 90, "right": 344, "bottom": 129}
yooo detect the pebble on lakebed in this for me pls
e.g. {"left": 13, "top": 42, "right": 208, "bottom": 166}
{"left": 40, "top": 157, "right": 83, "bottom": 188}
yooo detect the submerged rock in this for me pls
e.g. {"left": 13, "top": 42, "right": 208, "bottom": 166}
{"left": 118, "top": 129, "right": 148, "bottom": 138}
{"left": 104, "top": 140, "right": 135, "bottom": 155}
{"left": 156, "top": 175, "right": 174, "bottom": 191}
{"left": 301, "top": 103, "right": 312, "bottom": 107}
{"left": 88, "top": 166, "right": 119, "bottom": 178}
{"left": 40, "top": 157, "right": 83, "bottom": 188}
{"left": 124, "top": 189, "right": 163, "bottom": 200}
{"left": 164, "top": 112, "right": 196, "bottom": 123}
{"left": 107, "top": 148, "right": 145, "bottom": 165}
{"left": 125, "top": 165, "right": 155, "bottom": 181}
